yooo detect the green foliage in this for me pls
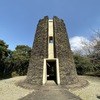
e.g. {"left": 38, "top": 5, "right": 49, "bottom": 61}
{"left": 74, "top": 54, "right": 92, "bottom": 75}
{"left": 11, "top": 71, "right": 19, "bottom": 77}
{"left": 88, "top": 34, "right": 100, "bottom": 75}
{"left": 0, "top": 40, "right": 31, "bottom": 79}
{"left": 0, "top": 32, "right": 100, "bottom": 79}
{"left": 0, "top": 40, "right": 11, "bottom": 78}
{"left": 11, "top": 45, "right": 31, "bottom": 76}
{"left": 0, "top": 40, "right": 10, "bottom": 61}
{"left": 92, "top": 33, "right": 100, "bottom": 69}
{"left": 73, "top": 33, "right": 100, "bottom": 76}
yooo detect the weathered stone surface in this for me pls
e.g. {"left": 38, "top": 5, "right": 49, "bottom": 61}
{"left": 53, "top": 16, "right": 78, "bottom": 84}
{"left": 25, "top": 16, "right": 48, "bottom": 85}
{"left": 25, "top": 16, "right": 78, "bottom": 85}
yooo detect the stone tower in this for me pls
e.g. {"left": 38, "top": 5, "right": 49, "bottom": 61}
{"left": 25, "top": 16, "right": 78, "bottom": 85}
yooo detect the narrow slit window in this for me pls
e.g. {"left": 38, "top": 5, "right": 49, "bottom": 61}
{"left": 49, "top": 37, "right": 53, "bottom": 43}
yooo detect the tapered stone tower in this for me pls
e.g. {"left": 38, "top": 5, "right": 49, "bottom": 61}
{"left": 25, "top": 16, "right": 78, "bottom": 85}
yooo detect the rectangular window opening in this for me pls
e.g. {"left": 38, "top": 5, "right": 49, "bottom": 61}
{"left": 49, "top": 37, "right": 53, "bottom": 43}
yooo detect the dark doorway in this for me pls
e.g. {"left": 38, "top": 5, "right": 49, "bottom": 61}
{"left": 46, "top": 60, "right": 56, "bottom": 82}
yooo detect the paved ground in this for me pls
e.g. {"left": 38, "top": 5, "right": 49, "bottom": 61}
{"left": 0, "top": 76, "right": 99, "bottom": 100}
{"left": 70, "top": 76, "right": 100, "bottom": 100}
{"left": 19, "top": 81, "right": 82, "bottom": 100}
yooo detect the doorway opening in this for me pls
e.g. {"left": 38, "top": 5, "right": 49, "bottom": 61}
{"left": 47, "top": 60, "right": 56, "bottom": 83}
{"left": 43, "top": 58, "right": 60, "bottom": 85}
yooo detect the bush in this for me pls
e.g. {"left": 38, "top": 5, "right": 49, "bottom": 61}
{"left": 11, "top": 71, "right": 19, "bottom": 77}
{"left": 74, "top": 54, "right": 92, "bottom": 75}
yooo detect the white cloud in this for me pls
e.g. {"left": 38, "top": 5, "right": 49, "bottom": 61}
{"left": 69, "top": 36, "right": 90, "bottom": 52}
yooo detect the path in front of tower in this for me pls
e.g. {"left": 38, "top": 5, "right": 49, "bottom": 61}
{"left": 19, "top": 81, "right": 82, "bottom": 100}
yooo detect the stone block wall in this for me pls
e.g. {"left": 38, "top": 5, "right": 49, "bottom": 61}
{"left": 25, "top": 16, "right": 78, "bottom": 85}
{"left": 25, "top": 16, "right": 48, "bottom": 85}
{"left": 53, "top": 16, "right": 78, "bottom": 85}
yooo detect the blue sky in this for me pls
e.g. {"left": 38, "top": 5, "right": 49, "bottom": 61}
{"left": 0, "top": 0, "right": 100, "bottom": 50}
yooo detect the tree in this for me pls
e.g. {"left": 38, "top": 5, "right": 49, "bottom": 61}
{"left": 11, "top": 45, "right": 31, "bottom": 76}
{"left": 90, "top": 41, "right": 100, "bottom": 69}
{"left": 0, "top": 40, "right": 31, "bottom": 79}
{"left": 79, "top": 31, "right": 100, "bottom": 75}
{"left": 0, "top": 40, "right": 11, "bottom": 78}
{"left": 81, "top": 38, "right": 94, "bottom": 55}
{"left": 73, "top": 53, "right": 92, "bottom": 75}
